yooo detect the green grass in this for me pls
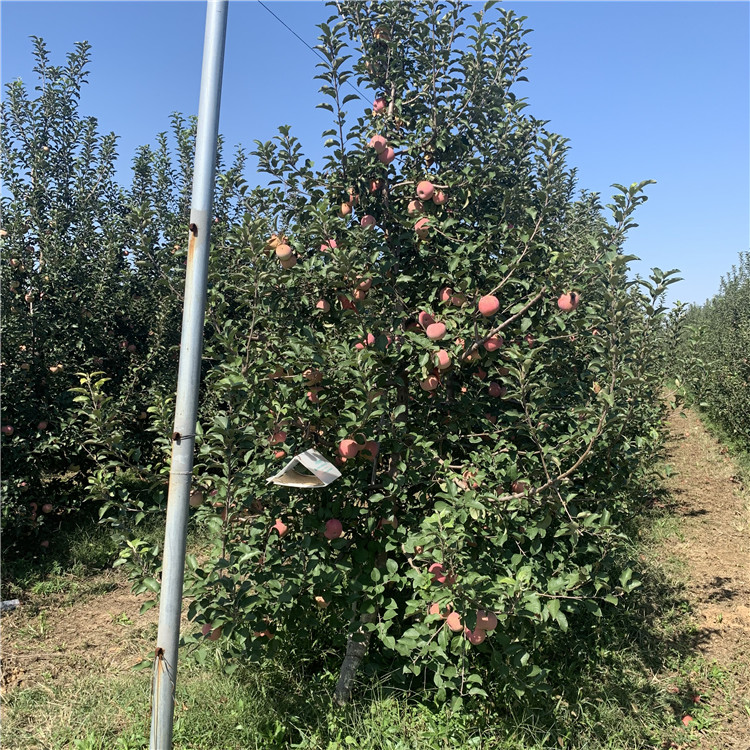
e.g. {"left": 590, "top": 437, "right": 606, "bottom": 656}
{"left": 1, "top": 478, "right": 737, "bottom": 749}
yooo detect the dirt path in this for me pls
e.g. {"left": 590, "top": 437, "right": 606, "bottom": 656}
{"left": 663, "top": 407, "right": 750, "bottom": 748}
{"left": 1, "top": 570, "right": 161, "bottom": 695}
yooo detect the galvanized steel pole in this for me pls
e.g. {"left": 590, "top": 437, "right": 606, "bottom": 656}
{"left": 149, "top": 2, "right": 228, "bottom": 747}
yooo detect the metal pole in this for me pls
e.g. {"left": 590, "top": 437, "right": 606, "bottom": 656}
{"left": 149, "top": 2, "right": 228, "bottom": 747}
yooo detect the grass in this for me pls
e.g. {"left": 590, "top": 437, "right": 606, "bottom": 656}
{"left": 2, "top": 477, "right": 740, "bottom": 749}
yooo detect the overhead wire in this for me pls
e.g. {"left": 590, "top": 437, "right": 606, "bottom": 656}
{"left": 256, "top": 0, "right": 370, "bottom": 100}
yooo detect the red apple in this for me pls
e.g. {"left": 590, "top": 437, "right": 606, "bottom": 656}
{"left": 446, "top": 611, "right": 463, "bottom": 632}
{"left": 189, "top": 490, "right": 204, "bottom": 507}
{"left": 339, "top": 202, "right": 352, "bottom": 217}
{"left": 408, "top": 199, "right": 424, "bottom": 215}
{"left": 41, "top": 503, "right": 53, "bottom": 514}
{"left": 339, "top": 439, "right": 359, "bottom": 458}
{"left": 273, "top": 518, "right": 288, "bottom": 537}
{"left": 426, "top": 322, "right": 447, "bottom": 341}
{"left": 363, "top": 440, "right": 379, "bottom": 457}
{"left": 435, "top": 349, "right": 451, "bottom": 370}
{"left": 464, "top": 626, "right": 486, "bottom": 644}
{"left": 414, "top": 217, "right": 430, "bottom": 239}
{"left": 372, "top": 96, "right": 386, "bottom": 114}
{"left": 483, "top": 335, "right": 504, "bottom": 352}
{"left": 557, "top": 292, "right": 580, "bottom": 312}
{"left": 418, "top": 311, "right": 435, "bottom": 329}
{"left": 476, "top": 610, "right": 497, "bottom": 630}
{"left": 416, "top": 181, "right": 435, "bottom": 201}
{"left": 420, "top": 375, "right": 439, "bottom": 391}
{"left": 307, "top": 388, "right": 321, "bottom": 403}
{"left": 280, "top": 256, "right": 297, "bottom": 269}
{"left": 432, "top": 190, "right": 447, "bottom": 206}
{"left": 378, "top": 147, "right": 396, "bottom": 165}
{"left": 37, "top": 421, "right": 48, "bottom": 430}
{"left": 369, "top": 134, "right": 387, "bottom": 154}
{"left": 439, "top": 287, "right": 453, "bottom": 303}
{"left": 40, "top": 540, "right": 50, "bottom": 549}
{"left": 275, "top": 243, "right": 293, "bottom": 260}
{"left": 320, "top": 238, "right": 337, "bottom": 252}
{"left": 315, "top": 596, "right": 329, "bottom": 609}
{"left": 488, "top": 382, "right": 506, "bottom": 398}
{"left": 478, "top": 295, "right": 500, "bottom": 317}
{"left": 324, "top": 518, "right": 343, "bottom": 540}
{"left": 315, "top": 299, "right": 330, "bottom": 312}
{"left": 2, "top": 425, "right": 14, "bottom": 436}
{"left": 361, "top": 215, "right": 376, "bottom": 229}
{"left": 270, "top": 430, "right": 287, "bottom": 445}
{"left": 357, "top": 277, "right": 373, "bottom": 291}
{"left": 429, "top": 562, "right": 447, "bottom": 584}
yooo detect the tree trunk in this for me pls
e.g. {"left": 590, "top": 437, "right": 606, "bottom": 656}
{"left": 333, "top": 608, "right": 378, "bottom": 706}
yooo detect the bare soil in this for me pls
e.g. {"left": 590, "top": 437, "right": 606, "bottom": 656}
{"left": 663, "top": 407, "right": 750, "bottom": 748}
{"left": 1, "top": 569, "right": 161, "bottom": 695}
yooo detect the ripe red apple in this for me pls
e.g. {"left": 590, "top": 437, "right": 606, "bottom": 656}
{"left": 420, "top": 375, "right": 439, "bottom": 391}
{"left": 435, "top": 349, "right": 451, "bottom": 370}
{"left": 10, "top": 258, "right": 20, "bottom": 268}
{"left": 476, "top": 610, "right": 498, "bottom": 630}
{"left": 315, "top": 596, "right": 329, "bottom": 609}
{"left": 369, "top": 134, "right": 387, "bottom": 153}
{"left": 369, "top": 178, "right": 385, "bottom": 192}
{"left": 464, "top": 626, "right": 486, "bottom": 645}
{"left": 511, "top": 480, "right": 528, "bottom": 494}
{"left": 378, "top": 147, "right": 396, "bottom": 165}
{"left": 40, "top": 540, "right": 50, "bottom": 549}
{"left": 41, "top": 503, "right": 53, "bottom": 514}
{"left": 354, "top": 289, "right": 367, "bottom": 302}
{"left": 428, "top": 602, "right": 444, "bottom": 617}
{"left": 432, "top": 190, "right": 447, "bottom": 206}
{"left": 414, "top": 216, "right": 432, "bottom": 238}
{"left": 446, "top": 611, "right": 463, "bottom": 632}
{"left": 270, "top": 430, "right": 287, "bottom": 445}
{"left": 357, "top": 277, "right": 373, "bottom": 291}
{"left": 361, "top": 215, "right": 376, "bottom": 229}
{"left": 483, "top": 335, "right": 504, "bottom": 352}
{"left": 315, "top": 299, "right": 330, "bottom": 312}
{"left": 474, "top": 367, "right": 487, "bottom": 380}
{"left": 557, "top": 292, "right": 580, "bottom": 311}
{"left": 363, "top": 440, "right": 379, "bottom": 457}
{"left": 127, "top": 344, "right": 136, "bottom": 353}
{"left": 488, "top": 382, "right": 506, "bottom": 398}
{"left": 418, "top": 311, "right": 435, "bottom": 329}
{"left": 273, "top": 518, "right": 288, "bottom": 536}
{"left": 280, "top": 256, "right": 297, "bottom": 269}
{"left": 189, "top": 490, "right": 204, "bottom": 508}
{"left": 478, "top": 295, "right": 500, "bottom": 317}
{"left": 208, "top": 625, "right": 223, "bottom": 641}
{"left": 439, "top": 287, "right": 453, "bottom": 303}
{"left": 37, "top": 421, "right": 48, "bottom": 430}
{"left": 275, "top": 243, "right": 293, "bottom": 260}
{"left": 2, "top": 425, "right": 14, "bottom": 435}
{"left": 416, "top": 181, "right": 435, "bottom": 201}
{"left": 429, "top": 562, "right": 447, "bottom": 584}
{"left": 339, "top": 439, "right": 360, "bottom": 458}
{"left": 426, "top": 322, "right": 447, "bottom": 341}
{"left": 339, "top": 202, "right": 352, "bottom": 217}
{"left": 338, "top": 295, "right": 356, "bottom": 311}
{"left": 372, "top": 96, "right": 387, "bottom": 114}
{"left": 451, "top": 292, "right": 467, "bottom": 307}
{"left": 320, "top": 238, "right": 337, "bottom": 252}
{"left": 408, "top": 199, "right": 424, "bottom": 215}
{"left": 307, "top": 388, "right": 321, "bottom": 403}
{"left": 325, "top": 518, "right": 343, "bottom": 540}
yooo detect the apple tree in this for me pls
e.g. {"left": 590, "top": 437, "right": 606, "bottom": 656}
{"left": 155, "top": 0, "right": 677, "bottom": 704}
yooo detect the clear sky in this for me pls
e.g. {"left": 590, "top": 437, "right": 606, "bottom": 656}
{"left": 2, "top": 1, "right": 748, "bottom": 306}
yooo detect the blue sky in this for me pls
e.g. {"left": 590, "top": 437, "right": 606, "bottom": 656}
{"left": 2, "top": 1, "right": 748, "bottom": 306}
